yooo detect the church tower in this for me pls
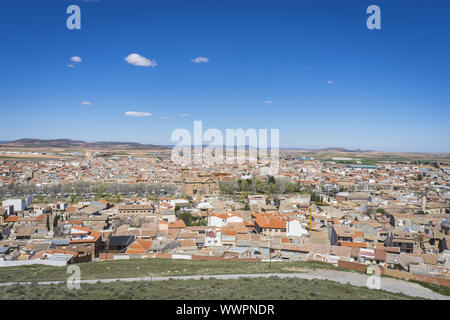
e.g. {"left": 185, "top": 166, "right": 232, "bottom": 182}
{"left": 181, "top": 167, "right": 190, "bottom": 179}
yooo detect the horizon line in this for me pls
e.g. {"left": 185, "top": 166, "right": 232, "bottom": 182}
{"left": 1, "top": 138, "right": 450, "bottom": 154}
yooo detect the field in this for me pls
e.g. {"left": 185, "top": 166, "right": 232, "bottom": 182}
{"left": 1, "top": 142, "right": 449, "bottom": 165}
{"left": 0, "top": 259, "right": 341, "bottom": 283}
{"left": 296, "top": 151, "right": 450, "bottom": 166}
{"left": 0, "top": 276, "right": 416, "bottom": 300}
{"left": 407, "top": 279, "right": 450, "bottom": 296}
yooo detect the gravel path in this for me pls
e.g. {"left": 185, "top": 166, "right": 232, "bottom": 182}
{"left": 0, "top": 270, "right": 448, "bottom": 300}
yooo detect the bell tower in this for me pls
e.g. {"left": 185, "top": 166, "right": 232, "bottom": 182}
{"left": 181, "top": 167, "right": 190, "bottom": 179}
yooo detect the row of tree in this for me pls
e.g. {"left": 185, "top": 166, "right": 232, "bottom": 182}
{"left": 219, "top": 176, "right": 301, "bottom": 195}
{"left": 46, "top": 213, "right": 61, "bottom": 231}
{"left": 0, "top": 182, "right": 179, "bottom": 200}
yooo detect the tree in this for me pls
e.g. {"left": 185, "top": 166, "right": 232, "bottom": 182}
{"left": 273, "top": 197, "right": 280, "bottom": 209}
{"left": 275, "top": 177, "right": 288, "bottom": 194}
{"left": 240, "top": 179, "right": 249, "bottom": 192}
{"left": 244, "top": 202, "right": 250, "bottom": 211}
{"left": 174, "top": 205, "right": 181, "bottom": 216}
{"left": 46, "top": 215, "right": 50, "bottom": 231}
{"left": 53, "top": 214, "right": 59, "bottom": 228}
{"left": 266, "top": 198, "right": 272, "bottom": 205}
{"left": 191, "top": 217, "right": 207, "bottom": 226}
{"left": 179, "top": 212, "right": 194, "bottom": 226}
{"left": 69, "top": 194, "right": 77, "bottom": 205}
{"left": 179, "top": 212, "right": 206, "bottom": 226}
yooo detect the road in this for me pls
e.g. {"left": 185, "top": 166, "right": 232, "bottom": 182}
{"left": 0, "top": 269, "right": 448, "bottom": 300}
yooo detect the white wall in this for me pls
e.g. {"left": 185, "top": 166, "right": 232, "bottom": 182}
{"left": 172, "top": 254, "right": 192, "bottom": 260}
{"left": 208, "top": 216, "right": 226, "bottom": 227}
{"left": 0, "top": 259, "right": 67, "bottom": 267}
{"left": 286, "top": 220, "right": 308, "bottom": 237}
{"left": 204, "top": 231, "right": 222, "bottom": 246}
{"left": 2, "top": 199, "right": 26, "bottom": 213}
{"left": 227, "top": 215, "right": 243, "bottom": 223}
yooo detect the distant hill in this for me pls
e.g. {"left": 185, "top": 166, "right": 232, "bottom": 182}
{"left": 280, "top": 147, "right": 376, "bottom": 152}
{"left": 0, "top": 138, "right": 169, "bottom": 149}
{"left": 0, "top": 139, "right": 376, "bottom": 152}
{"left": 317, "top": 147, "right": 375, "bottom": 153}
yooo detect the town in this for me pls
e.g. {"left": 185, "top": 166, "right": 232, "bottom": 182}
{"left": 0, "top": 147, "right": 449, "bottom": 289}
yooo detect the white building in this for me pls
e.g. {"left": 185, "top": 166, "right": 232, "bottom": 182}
{"left": 197, "top": 202, "right": 213, "bottom": 210}
{"left": 286, "top": 220, "right": 309, "bottom": 237}
{"left": 207, "top": 212, "right": 243, "bottom": 227}
{"left": 2, "top": 198, "right": 28, "bottom": 213}
{"left": 169, "top": 199, "right": 189, "bottom": 207}
{"left": 204, "top": 229, "right": 222, "bottom": 247}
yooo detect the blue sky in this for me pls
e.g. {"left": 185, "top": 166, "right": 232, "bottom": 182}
{"left": 0, "top": 0, "right": 449, "bottom": 152}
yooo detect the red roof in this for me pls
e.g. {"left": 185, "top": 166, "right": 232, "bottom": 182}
{"left": 169, "top": 219, "right": 186, "bottom": 229}
{"left": 69, "top": 225, "right": 102, "bottom": 243}
{"left": 5, "top": 216, "right": 19, "bottom": 222}
{"left": 339, "top": 241, "right": 367, "bottom": 248}
{"left": 254, "top": 214, "right": 287, "bottom": 229}
{"left": 126, "top": 239, "right": 152, "bottom": 254}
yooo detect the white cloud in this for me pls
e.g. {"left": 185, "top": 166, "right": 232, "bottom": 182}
{"left": 125, "top": 111, "right": 152, "bottom": 117}
{"left": 81, "top": 101, "right": 92, "bottom": 106}
{"left": 70, "top": 56, "right": 82, "bottom": 63}
{"left": 327, "top": 80, "right": 334, "bottom": 85}
{"left": 179, "top": 113, "right": 190, "bottom": 117}
{"left": 264, "top": 100, "right": 273, "bottom": 104}
{"left": 124, "top": 53, "right": 157, "bottom": 67}
{"left": 67, "top": 64, "right": 75, "bottom": 68}
{"left": 161, "top": 116, "right": 169, "bottom": 120}
{"left": 191, "top": 56, "right": 210, "bottom": 63}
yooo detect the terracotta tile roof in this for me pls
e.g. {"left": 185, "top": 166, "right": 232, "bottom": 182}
{"left": 178, "top": 232, "right": 196, "bottom": 239}
{"left": 169, "top": 219, "right": 186, "bottom": 229}
{"left": 374, "top": 249, "right": 387, "bottom": 261}
{"left": 254, "top": 214, "right": 287, "bottom": 229}
{"left": 5, "top": 216, "right": 19, "bottom": 222}
{"left": 125, "top": 239, "right": 152, "bottom": 254}
{"left": 339, "top": 241, "right": 367, "bottom": 248}
{"left": 351, "top": 231, "right": 364, "bottom": 239}
{"left": 244, "top": 221, "right": 254, "bottom": 227}
{"left": 69, "top": 225, "right": 102, "bottom": 243}
{"left": 179, "top": 239, "right": 196, "bottom": 247}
